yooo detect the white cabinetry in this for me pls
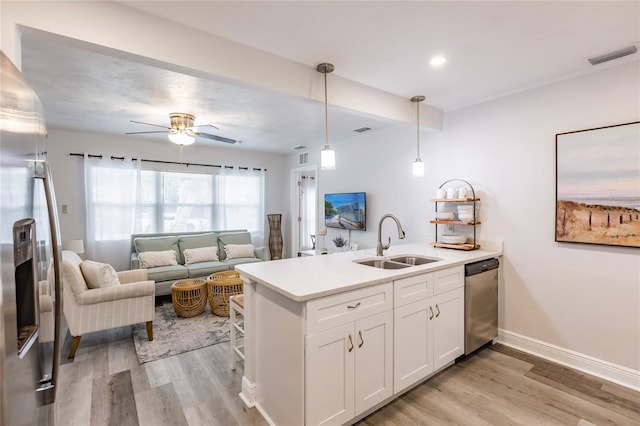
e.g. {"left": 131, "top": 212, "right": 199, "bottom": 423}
{"left": 393, "top": 266, "right": 464, "bottom": 394}
{"left": 305, "top": 283, "right": 393, "bottom": 426}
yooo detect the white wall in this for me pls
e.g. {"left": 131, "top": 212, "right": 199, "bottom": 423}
{"left": 46, "top": 129, "right": 289, "bottom": 270}
{"left": 437, "top": 62, "right": 639, "bottom": 374}
{"left": 293, "top": 62, "right": 640, "bottom": 382}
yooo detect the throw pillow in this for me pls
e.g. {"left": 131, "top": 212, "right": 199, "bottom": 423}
{"left": 183, "top": 246, "right": 219, "bottom": 264}
{"left": 225, "top": 244, "right": 255, "bottom": 260}
{"left": 138, "top": 250, "right": 178, "bottom": 268}
{"left": 80, "top": 260, "right": 120, "bottom": 289}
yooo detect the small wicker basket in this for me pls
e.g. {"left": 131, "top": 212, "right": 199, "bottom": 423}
{"left": 207, "top": 270, "right": 244, "bottom": 317}
{"left": 171, "top": 278, "right": 207, "bottom": 318}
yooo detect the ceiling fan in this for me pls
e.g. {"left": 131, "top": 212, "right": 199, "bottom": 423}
{"left": 125, "top": 113, "right": 237, "bottom": 146}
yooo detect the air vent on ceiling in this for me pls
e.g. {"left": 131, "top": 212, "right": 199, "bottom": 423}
{"left": 588, "top": 45, "right": 637, "bottom": 65}
{"left": 353, "top": 127, "right": 372, "bottom": 133}
{"left": 293, "top": 145, "right": 307, "bottom": 150}
{"left": 299, "top": 152, "right": 309, "bottom": 165}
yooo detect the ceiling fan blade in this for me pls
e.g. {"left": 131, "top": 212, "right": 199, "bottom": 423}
{"left": 125, "top": 131, "right": 169, "bottom": 135}
{"left": 130, "top": 120, "right": 170, "bottom": 129}
{"left": 191, "top": 124, "right": 219, "bottom": 130}
{"left": 197, "top": 132, "right": 237, "bottom": 144}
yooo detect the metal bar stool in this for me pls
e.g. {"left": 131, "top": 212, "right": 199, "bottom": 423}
{"left": 229, "top": 294, "right": 244, "bottom": 370}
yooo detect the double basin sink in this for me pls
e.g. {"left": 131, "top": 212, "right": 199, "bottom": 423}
{"left": 354, "top": 255, "right": 441, "bottom": 269}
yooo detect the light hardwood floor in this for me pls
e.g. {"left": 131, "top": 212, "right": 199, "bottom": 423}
{"left": 55, "top": 326, "right": 639, "bottom": 426}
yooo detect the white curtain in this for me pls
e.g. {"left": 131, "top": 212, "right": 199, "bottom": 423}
{"left": 215, "top": 167, "right": 266, "bottom": 247}
{"left": 84, "top": 154, "right": 141, "bottom": 270}
{"left": 300, "top": 175, "right": 316, "bottom": 250}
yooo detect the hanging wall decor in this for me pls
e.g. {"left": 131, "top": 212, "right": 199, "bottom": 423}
{"left": 267, "top": 214, "right": 284, "bottom": 259}
{"left": 555, "top": 121, "right": 640, "bottom": 248}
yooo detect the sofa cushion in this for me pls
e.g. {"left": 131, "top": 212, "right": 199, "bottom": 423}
{"left": 80, "top": 260, "right": 120, "bottom": 289}
{"left": 178, "top": 232, "right": 217, "bottom": 255}
{"left": 134, "top": 236, "right": 182, "bottom": 264}
{"left": 146, "top": 265, "right": 188, "bottom": 282}
{"left": 217, "top": 232, "right": 252, "bottom": 261}
{"left": 225, "top": 244, "right": 256, "bottom": 260}
{"left": 138, "top": 250, "right": 178, "bottom": 268}
{"left": 183, "top": 246, "right": 219, "bottom": 264}
{"left": 185, "top": 261, "right": 229, "bottom": 278}
{"left": 223, "top": 257, "right": 264, "bottom": 268}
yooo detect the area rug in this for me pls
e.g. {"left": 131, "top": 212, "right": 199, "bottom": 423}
{"left": 132, "top": 303, "right": 236, "bottom": 364}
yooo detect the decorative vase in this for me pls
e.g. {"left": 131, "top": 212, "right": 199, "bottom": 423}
{"left": 267, "top": 214, "right": 283, "bottom": 260}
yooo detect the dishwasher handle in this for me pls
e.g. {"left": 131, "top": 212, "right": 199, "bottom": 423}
{"left": 465, "top": 258, "right": 499, "bottom": 276}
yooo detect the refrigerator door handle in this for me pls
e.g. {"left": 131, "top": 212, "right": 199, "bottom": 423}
{"left": 34, "top": 161, "right": 62, "bottom": 405}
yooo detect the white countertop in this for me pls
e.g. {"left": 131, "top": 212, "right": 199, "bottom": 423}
{"left": 236, "top": 243, "right": 502, "bottom": 302}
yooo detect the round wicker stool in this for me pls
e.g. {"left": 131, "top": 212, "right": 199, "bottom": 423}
{"left": 171, "top": 278, "right": 207, "bottom": 318}
{"left": 207, "top": 270, "right": 243, "bottom": 317}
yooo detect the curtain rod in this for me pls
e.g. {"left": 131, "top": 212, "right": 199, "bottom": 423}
{"left": 69, "top": 153, "right": 266, "bottom": 171}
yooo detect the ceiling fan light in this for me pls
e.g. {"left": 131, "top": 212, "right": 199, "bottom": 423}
{"left": 168, "top": 132, "right": 195, "bottom": 146}
{"left": 321, "top": 146, "right": 335, "bottom": 170}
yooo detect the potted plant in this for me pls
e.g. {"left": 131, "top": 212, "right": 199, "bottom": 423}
{"left": 332, "top": 234, "right": 348, "bottom": 251}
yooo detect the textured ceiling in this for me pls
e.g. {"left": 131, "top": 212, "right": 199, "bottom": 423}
{"left": 19, "top": 1, "right": 640, "bottom": 154}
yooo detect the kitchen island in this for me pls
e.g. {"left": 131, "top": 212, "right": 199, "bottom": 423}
{"left": 235, "top": 242, "right": 502, "bottom": 426}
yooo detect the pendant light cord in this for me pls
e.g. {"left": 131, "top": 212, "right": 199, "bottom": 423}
{"left": 411, "top": 95, "right": 425, "bottom": 160}
{"left": 416, "top": 100, "right": 420, "bottom": 158}
{"left": 323, "top": 69, "right": 329, "bottom": 148}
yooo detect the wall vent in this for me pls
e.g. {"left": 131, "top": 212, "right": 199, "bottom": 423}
{"left": 293, "top": 145, "right": 307, "bottom": 150}
{"left": 353, "top": 127, "right": 372, "bottom": 133}
{"left": 299, "top": 152, "right": 309, "bottom": 165}
{"left": 588, "top": 45, "right": 637, "bottom": 65}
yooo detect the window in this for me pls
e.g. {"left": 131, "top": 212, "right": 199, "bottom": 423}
{"left": 84, "top": 159, "right": 265, "bottom": 246}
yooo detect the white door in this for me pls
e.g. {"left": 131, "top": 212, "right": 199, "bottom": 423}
{"left": 393, "top": 298, "right": 434, "bottom": 393}
{"left": 354, "top": 310, "right": 394, "bottom": 414}
{"left": 306, "top": 323, "right": 355, "bottom": 426}
{"left": 432, "top": 287, "right": 465, "bottom": 370}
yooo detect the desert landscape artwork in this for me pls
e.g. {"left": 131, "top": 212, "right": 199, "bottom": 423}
{"left": 556, "top": 121, "right": 640, "bottom": 248}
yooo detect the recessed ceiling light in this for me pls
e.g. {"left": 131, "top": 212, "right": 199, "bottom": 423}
{"left": 430, "top": 56, "right": 447, "bottom": 67}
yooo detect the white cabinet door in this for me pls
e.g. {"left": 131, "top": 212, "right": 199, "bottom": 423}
{"left": 393, "top": 298, "right": 434, "bottom": 393}
{"left": 432, "top": 287, "right": 465, "bottom": 370}
{"left": 306, "top": 323, "right": 355, "bottom": 426}
{"left": 354, "top": 310, "right": 393, "bottom": 414}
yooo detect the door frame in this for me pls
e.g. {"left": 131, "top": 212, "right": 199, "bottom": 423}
{"left": 290, "top": 164, "right": 318, "bottom": 257}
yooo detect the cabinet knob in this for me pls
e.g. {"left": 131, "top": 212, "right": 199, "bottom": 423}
{"left": 348, "top": 334, "right": 354, "bottom": 352}
{"left": 435, "top": 304, "right": 441, "bottom": 318}
{"left": 347, "top": 302, "right": 361, "bottom": 310}
{"left": 429, "top": 306, "right": 434, "bottom": 320}
{"left": 358, "top": 330, "right": 364, "bottom": 348}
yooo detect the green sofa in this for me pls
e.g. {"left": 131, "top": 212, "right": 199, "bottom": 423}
{"left": 130, "top": 230, "right": 268, "bottom": 296}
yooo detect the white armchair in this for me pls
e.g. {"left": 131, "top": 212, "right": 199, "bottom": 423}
{"left": 62, "top": 250, "right": 155, "bottom": 359}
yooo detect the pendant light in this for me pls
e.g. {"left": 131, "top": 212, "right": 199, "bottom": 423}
{"left": 317, "top": 63, "right": 335, "bottom": 170}
{"left": 411, "top": 95, "right": 425, "bottom": 177}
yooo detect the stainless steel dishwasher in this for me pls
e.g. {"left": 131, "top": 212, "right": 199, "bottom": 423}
{"left": 464, "top": 258, "right": 499, "bottom": 355}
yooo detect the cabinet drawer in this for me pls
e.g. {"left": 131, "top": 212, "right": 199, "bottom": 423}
{"left": 434, "top": 266, "right": 464, "bottom": 295}
{"left": 306, "top": 282, "right": 393, "bottom": 334}
{"left": 394, "top": 273, "right": 434, "bottom": 307}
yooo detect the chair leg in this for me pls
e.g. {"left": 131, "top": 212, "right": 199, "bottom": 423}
{"left": 68, "top": 336, "right": 81, "bottom": 360}
{"left": 146, "top": 321, "right": 153, "bottom": 341}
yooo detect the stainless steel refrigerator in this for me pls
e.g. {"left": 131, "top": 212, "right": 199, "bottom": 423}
{"left": 1, "top": 51, "right": 63, "bottom": 425}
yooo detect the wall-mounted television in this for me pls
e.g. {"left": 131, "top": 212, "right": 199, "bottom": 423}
{"left": 324, "top": 192, "right": 366, "bottom": 231}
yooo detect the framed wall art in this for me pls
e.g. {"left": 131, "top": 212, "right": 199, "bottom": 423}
{"left": 556, "top": 121, "right": 640, "bottom": 248}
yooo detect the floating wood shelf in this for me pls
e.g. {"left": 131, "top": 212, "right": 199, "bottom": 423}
{"left": 430, "top": 197, "right": 480, "bottom": 203}
{"left": 430, "top": 220, "right": 481, "bottom": 225}
{"left": 431, "top": 242, "right": 481, "bottom": 250}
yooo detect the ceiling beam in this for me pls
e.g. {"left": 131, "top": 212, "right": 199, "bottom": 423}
{"left": 1, "top": 1, "right": 442, "bottom": 131}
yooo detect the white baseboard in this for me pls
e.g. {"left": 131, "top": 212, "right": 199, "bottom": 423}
{"left": 255, "top": 403, "right": 277, "bottom": 426}
{"left": 498, "top": 329, "right": 640, "bottom": 391}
